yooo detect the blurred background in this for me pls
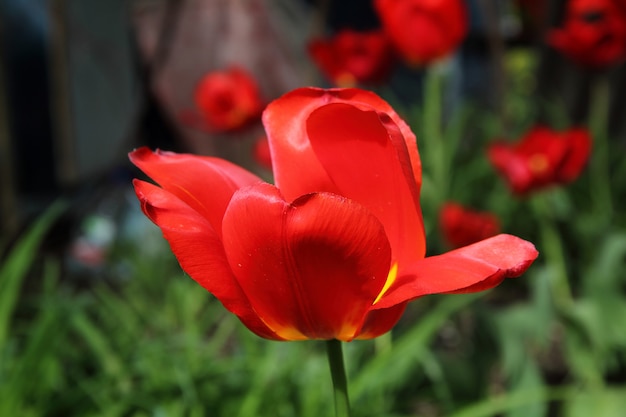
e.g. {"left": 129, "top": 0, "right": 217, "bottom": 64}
{"left": 2, "top": 0, "right": 626, "bottom": 234}
{"left": 1, "top": 0, "right": 626, "bottom": 416}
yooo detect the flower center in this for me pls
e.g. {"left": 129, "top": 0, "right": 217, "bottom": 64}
{"left": 336, "top": 72, "right": 357, "bottom": 88}
{"left": 374, "top": 262, "right": 398, "bottom": 304}
{"left": 528, "top": 154, "right": 549, "bottom": 174}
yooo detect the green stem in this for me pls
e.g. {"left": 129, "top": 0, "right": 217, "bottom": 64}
{"left": 531, "top": 194, "right": 574, "bottom": 313}
{"left": 423, "top": 66, "right": 448, "bottom": 206}
{"left": 326, "top": 339, "right": 352, "bottom": 417}
{"left": 588, "top": 75, "right": 613, "bottom": 221}
{"left": 374, "top": 331, "right": 392, "bottom": 355}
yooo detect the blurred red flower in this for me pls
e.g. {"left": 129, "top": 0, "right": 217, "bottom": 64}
{"left": 308, "top": 29, "right": 395, "bottom": 86}
{"left": 373, "top": 0, "right": 468, "bottom": 65}
{"left": 547, "top": 0, "right": 626, "bottom": 68}
{"left": 439, "top": 203, "right": 501, "bottom": 249}
{"left": 488, "top": 125, "right": 592, "bottom": 195}
{"left": 130, "top": 87, "right": 537, "bottom": 341}
{"left": 181, "top": 66, "right": 264, "bottom": 132}
{"left": 253, "top": 135, "right": 272, "bottom": 170}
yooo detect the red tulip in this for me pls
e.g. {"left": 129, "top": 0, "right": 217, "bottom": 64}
{"left": 440, "top": 203, "right": 501, "bottom": 249}
{"left": 547, "top": 0, "right": 626, "bottom": 68}
{"left": 308, "top": 29, "right": 395, "bottom": 86}
{"left": 373, "top": 0, "right": 468, "bottom": 65}
{"left": 488, "top": 125, "right": 592, "bottom": 195}
{"left": 130, "top": 87, "right": 537, "bottom": 341}
{"left": 182, "top": 66, "right": 264, "bottom": 132}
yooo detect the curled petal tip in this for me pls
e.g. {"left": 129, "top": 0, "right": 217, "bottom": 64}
{"left": 471, "top": 233, "right": 539, "bottom": 277}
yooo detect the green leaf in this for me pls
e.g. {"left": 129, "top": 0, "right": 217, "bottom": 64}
{"left": 0, "top": 200, "right": 66, "bottom": 346}
{"left": 563, "top": 388, "right": 626, "bottom": 417}
{"left": 351, "top": 293, "right": 481, "bottom": 400}
{"left": 449, "top": 386, "right": 575, "bottom": 417}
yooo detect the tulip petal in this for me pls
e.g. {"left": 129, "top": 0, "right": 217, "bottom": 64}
{"left": 221, "top": 183, "right": 392, "bottom": 341}
{"left": 262, "top": 89, "right": 339, "bottom": 199}
{"left": 133, "top": 179, "right": 282, "bottom": 340}
{"left": 307, "top": 102, "right": 426, "bottom": 262}
{"left": 373, "top": 234, "right": 538, "bottom": 309}
{"left": 129, "top": 147, "right": 262, "bottom": 238}
{"left": 488, "top": 142, "right": 533, "bottom": 194}
{"left": 357, "top": 302, "right": 408, "bottom": 339}
{"left": 263, "top": 87, "right": 421, "bottom": 201}
{"left": 559, "top": 128, "right": 592, "bottom": 182}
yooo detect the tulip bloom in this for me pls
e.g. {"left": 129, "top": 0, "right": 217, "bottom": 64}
{"left": 488, "top": 125, "right": 592, "bottom": 195}
{"left": 131, "top": 87, "right": 537, "bottom": 342}
{"left": 182, "top": 66, "right": 264, "bottom": 132}
{"left": 440, "top": 203, "right": 501, "bottom": 249}
{"left": 308, "top": 29, "right": 395, "bottom": 86}
{"left": 373, "top": 0, "right": 468, "bottom": 65}
{"left": 547, "top": 0, "right": 626, "bottom": 68}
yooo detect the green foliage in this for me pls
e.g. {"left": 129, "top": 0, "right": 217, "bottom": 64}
{"left": 0, "top": 201, "right": 67, "bottom": 416}
{"left": 0, "top": 201, "right": 66, "bottom": 345}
